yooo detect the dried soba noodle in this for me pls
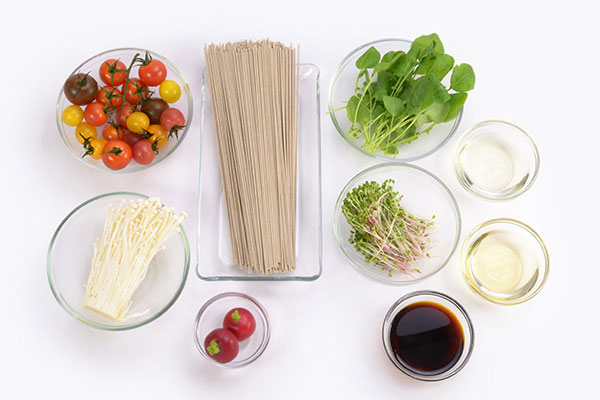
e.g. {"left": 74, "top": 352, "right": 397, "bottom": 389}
{"left": 205, "top": 40, "right": 298, "bottom": 274}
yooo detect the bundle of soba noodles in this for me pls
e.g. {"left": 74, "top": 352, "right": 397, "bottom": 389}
{"left": 205, "top": 40, "right": 298, "bottom": 274}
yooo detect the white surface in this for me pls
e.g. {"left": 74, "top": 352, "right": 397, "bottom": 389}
{"left": 1, "top": 1, "right": 593, "bottom": 398}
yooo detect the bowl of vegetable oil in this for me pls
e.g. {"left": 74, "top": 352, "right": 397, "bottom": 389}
{"left": 461, "top": 218, "right": 549, "bottom": 305}
{"left": 453, "top": 120, "right": 539, "bottom": 201}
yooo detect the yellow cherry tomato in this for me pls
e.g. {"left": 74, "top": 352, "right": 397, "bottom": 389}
{"left": 145, "top": 124, "right": 169, "bottom": 149}
{"left": 62, "top": 105, "right": 84, "bottom": 126}
{"left": 75, "top": 122, "right": 97, "bottom": 144}
{"left": 126, "top": 111, "right": 150, "bottom": 133}
{"left": 159, "top": 80, "right": 181, "bottom": 103}
{"left": 87, "top": 138, "right": 107, "bottom": 159}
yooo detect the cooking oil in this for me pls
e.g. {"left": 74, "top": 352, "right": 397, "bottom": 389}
{"left": 464, "top": 230, "right": 539, "bottom": 299}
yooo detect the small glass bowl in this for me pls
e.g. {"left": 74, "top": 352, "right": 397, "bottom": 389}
{"left": 47, "top": 192, "right": 190, "bottom": 330}
{"left": 56, "top": 48, "right": 193, "bottom": 173}
{"left": 461, "top": 218, "right": 549, "bottom": 305}
{"left": 194, "top": 292, "right": 270, "bottom": 368}
{"left": 333, "top": 163, "right": 461, "bottom": 284}
{"left": 382, "top": 290, "right": 474, "bottom": 381}
{"left": 328, "top": 38, "right": 463, "bottom": 162}
{"left": 453, "top": 120, "right": 539, "bottom": 200}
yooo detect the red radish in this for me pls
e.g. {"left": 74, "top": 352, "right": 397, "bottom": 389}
{"left": 204, "top": 328, "right": 239, "bottom": 363}
{"left": 223, "top": 308, "right": 256, "bottom": 341}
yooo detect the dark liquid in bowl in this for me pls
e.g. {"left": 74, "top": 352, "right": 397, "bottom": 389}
{"left": 390, "top": 301, "right": 464, "bottom": 376}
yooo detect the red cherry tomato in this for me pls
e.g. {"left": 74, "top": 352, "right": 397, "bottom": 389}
{"left": 84, "top": 102, "right": 107, "bottom": 126}
{"left": 132, "top": 140, "right": 156, "bottom": 165}
{"left": 101, "top": 140, "right": 132, "bottom": 170}
{"left": 122, "top": 78, "right": 149, "bottom": 106}
{"left": 99, "top": 59, "right": 127, "bottom": 86}
{"left": 160, "top": 108, "right": 186, "bottom": 137}
{"left": 122, "top": 132, "right": 142, "bottom": 148}
{"left": 96, "top": 86, "right": 123, "bottom": 109}
{"left": 204, "top": 328, "right": 239, "bottom": 364}
{"left": 138, "top": 59, "right": 167, "bottom": 86}
{"left": 223, "top": 308, "right": 256, "bottom": 341}
{"left": 102, "top": 124, "right": 123, "bottom": 141}
{"left": 117, "top": 104, "right": 136, "bottom": 129}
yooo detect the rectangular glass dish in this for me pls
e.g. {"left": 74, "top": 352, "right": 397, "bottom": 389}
{"left": 196, "top": 64, "right": 322, "bottom": 281}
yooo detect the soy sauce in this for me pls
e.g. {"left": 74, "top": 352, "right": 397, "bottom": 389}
{"left": 390, "top": 301, "right": 464, "bottom": 376}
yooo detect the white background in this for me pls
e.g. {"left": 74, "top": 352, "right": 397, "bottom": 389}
{"left": 1, "top": 1, "right": 594, "bottom": 398}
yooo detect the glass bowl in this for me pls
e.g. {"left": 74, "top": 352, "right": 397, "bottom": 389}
{"left": 328, "top": 38, "right": 463, "bottom": 162}
{"left": 461, "top": 218, "right": 549, "bottom": 305}
{"left": 453, "top": 120, "right": 539, "bottom": 200}
{"left": 382, "top": 290, "right": 474, "bottom": 381}
{"left": 194, "top": 292, "right": 270, "bottom": 368}
{"left": 47, "top": 192, "right": 190, "bottom": 330}
{"left": 56, "top": 48, "right": 193, "bottom": 173}
{"left": 333, "top": 163, "right": 461, "bottom": 284}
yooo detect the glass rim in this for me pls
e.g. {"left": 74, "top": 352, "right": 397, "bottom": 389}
{"left": 460, "top": 218, "right": 550, "bottom": 305}
{"left": 193, "top": 292, "right": 271, "bottom": 368}
{"left": 46, "top": 191, "right": 191, "bottom": 331}
{"left": 382, "top": 290, "right": 475, "bottom": 381}
{"left": 333, "top": 162, "right": 462, "bottom": 285}
{"left": 327, "top": 38, "right": 463, "bottom": 163}
{"left": 56, "top": 47, "right": 194, "bottom": 174}
{"left": 453, "top": 119, "right": 540, "bottom": 201}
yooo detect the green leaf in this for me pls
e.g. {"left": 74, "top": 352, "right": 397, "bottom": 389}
{"left": 374, "top": 51, "right": 402, "bottom": 73}
{"left": 450, "top": 63, "right": 476, "bottom": 92}
{"left": 355, "top": 46, "right": 381, "bottom": 69}
{"left": 373, "top": 72, "right": 394, "bottom": 101}
{"left": 407, "top": 76, "right": 434, "bottom": 114}
{"left": 382, "top": 95, "right": 405, "bottom": 117}
{"left": 443, "top": 92, "right": 468, "bottom": 122}
{"left": 428, "top": 54, "right": 455, "bottom": 81}
{"left": 391, "top": 52, "right": 416, "bottom": 78}
{"left": 410, "top": 33, "right": 444, "bottom": 59}
{"left": 384, "top": 144, "right": 399, "bottom": 155}
{"left": 346, "top": 95, "right": 370, "bottom": 124}
{"left": 417, "top": 102, "right": 450, "bottom": 125}
{"left": 428, "top": 75, "right": 451, "bottom": 104}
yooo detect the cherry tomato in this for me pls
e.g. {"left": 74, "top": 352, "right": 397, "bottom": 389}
{"left": 141, "top": 98, "right": 169, "bottom": 124}
{"left": 145, "top": 124, "right": 168, "bottom": 149}
{"left": 99, "top": 59, "right": 127, "bottom": 86}
{"left": 138, "top": 59, "right": 167, "bottom": 86}
{"left": 132, "top": 140, "right": 156, "bottom": 165}
{"left": 117, "top": 104, "right": 136, "bottom": 129}
{"left": 61, "top": 105, "right": 84, "bottom": 126}
{"left": 75, "top": 122, "right": 97, "bottom": 144}
{"left": 223, "top": 308, "right": 256, "bottom": 341}
{"left": 122, "top": 78, "right": 149, "bottom": 106}
{"left": 102, "top": 123, "right": 124, "bottom": 141}
{"left": 204, "top": 328, "right": 239, "bottom": 364}
{"left": 122, "top": 131, "right": 142, "bottom": 148}
{"left": 64, "top": 73, "right": 98, "bottom": 105}
{"left": 101, "top": 139, "right": 132, "bottom": 170}
{"left": 160, "top": 108, "right": 186, "bottom": 137}
{"left": 84, "top": 102, "right": 107, "bottom": 126}
{"left": 126, "top": 111, "right": 150, "bottom": 133}
{"left": 159, "top": 80, "right": 181, "bottom": 103}
{"left": 83, "top": 138, "right": 107, "bottom": 160}
{"left": 96, "top": 86, "right": 123, "bottom": 109}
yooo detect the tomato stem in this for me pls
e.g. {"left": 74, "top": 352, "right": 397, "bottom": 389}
{"left": 102, "top": 147, "right": 123, "bottom": 157}
{"left": 169, "top": 125, "right": 185, "bottom": 140}
{"left": 231, "top": 310, "right": 241, "bottom": 323}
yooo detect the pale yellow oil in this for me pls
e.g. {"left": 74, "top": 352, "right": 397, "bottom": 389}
{"left": 465, "top": 230, "right": 538, "bottom": 299}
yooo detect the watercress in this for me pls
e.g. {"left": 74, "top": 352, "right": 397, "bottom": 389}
{"left": 343, "top": 33, "right": 475, "bottom": 156}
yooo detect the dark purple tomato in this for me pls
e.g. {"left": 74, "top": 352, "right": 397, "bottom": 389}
{"left": 141, "top": 98, "right": 169, "bottom": 125}
{"left": 64, "top": 73, "right": 99, "bottom": 105}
